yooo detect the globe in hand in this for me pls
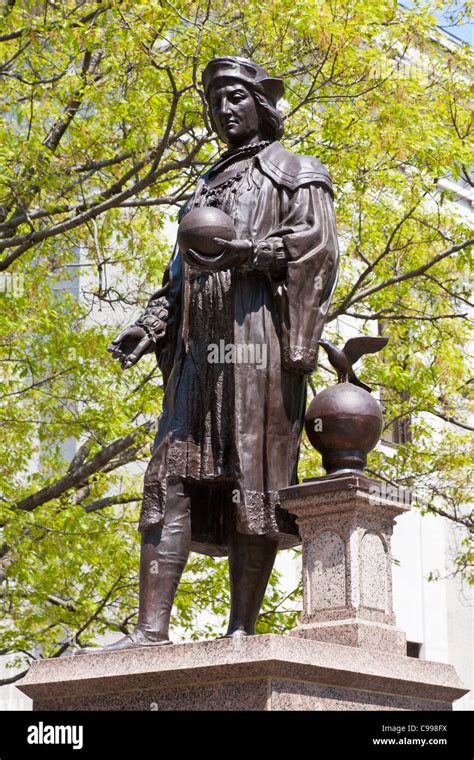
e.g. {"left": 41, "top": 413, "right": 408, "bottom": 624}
{"left": 177, "top": 207, "right": 236, "bottom": 257}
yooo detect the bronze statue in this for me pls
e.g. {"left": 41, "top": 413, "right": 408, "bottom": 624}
{"left": 79, "top": 56, "right": 339, "bottom": 652}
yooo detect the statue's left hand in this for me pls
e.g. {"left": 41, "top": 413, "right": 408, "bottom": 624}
{"left": 212, "top": 238, "right": 252, "bottom": 269}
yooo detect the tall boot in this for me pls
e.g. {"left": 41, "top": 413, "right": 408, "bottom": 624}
{"left": 136, "top": 478, "right": 191, "bottom": 642}
{"left": 225, "top": 529, "right": 278, "bottom": 637}
{"left": 76, "top": 479, "right": 191, "bottom": 653}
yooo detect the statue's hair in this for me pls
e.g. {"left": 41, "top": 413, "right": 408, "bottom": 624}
{"left": 251, "top": 90, "right": 284, "bottom": 141}
{"left": 206, "top": 81, "right": 284, "bottom": 142}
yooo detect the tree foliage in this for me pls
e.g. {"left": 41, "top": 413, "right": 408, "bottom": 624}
{"left": 0, "top": 0, "right": 472, "bottom": 679}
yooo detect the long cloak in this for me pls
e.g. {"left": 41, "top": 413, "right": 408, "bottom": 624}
{"left": 138, "top": 141, "right": 339, "bottom": 556}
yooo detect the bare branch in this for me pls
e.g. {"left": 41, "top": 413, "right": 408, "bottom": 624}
{"left": 47, "top": 595, "right": 76, "bottom": 612}
{"left": 67, "top": 438, "right": 93, "bottom": 474}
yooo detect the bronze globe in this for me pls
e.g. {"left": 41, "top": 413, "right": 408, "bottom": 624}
{"left": 305, "top": 383, "right": 383, "bottom": 475}
{"left": 177, "top": 207, "right": 236, "bottom": 257}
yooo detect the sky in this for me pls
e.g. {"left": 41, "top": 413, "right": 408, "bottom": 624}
{"left": 400, "top": 1, "right": 473, "bottom": 45}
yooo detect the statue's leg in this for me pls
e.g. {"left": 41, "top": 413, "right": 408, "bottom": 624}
{"left": 225, "top": 528, "right": 278, "bottom": 637}
{"left": 76, "top": 478, "right": 191, "bottom": 653}
{"left": 135, "top": 477, "right": 191, "bottom": 642}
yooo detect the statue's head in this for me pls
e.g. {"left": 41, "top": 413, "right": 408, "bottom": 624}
{"left": 202, "top": 57, "right": 285, "bottom": 147}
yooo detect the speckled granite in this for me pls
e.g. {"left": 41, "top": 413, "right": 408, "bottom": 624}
{"left": 279, "top": 474, "right": 409, "bottom": 655}
{"left": 269, "top": 680, "right": 450, "bottom": 712}
{"left": 16, "top": 634, "right": 468, "bottom": 711}
{"left": 292, "top": 619, "right": 407, "bottom": 652}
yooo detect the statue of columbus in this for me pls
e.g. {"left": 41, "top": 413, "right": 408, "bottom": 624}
{"left": 80, "top": 56, "right": 339, "bottom": 652}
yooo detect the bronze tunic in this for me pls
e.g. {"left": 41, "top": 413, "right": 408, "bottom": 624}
{"left": 138, "top": 141, "right": 339, "bottom": 556}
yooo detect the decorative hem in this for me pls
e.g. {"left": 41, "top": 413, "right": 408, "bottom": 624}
{"left": 138, "top": 476, "right": 299, "bottom": 546}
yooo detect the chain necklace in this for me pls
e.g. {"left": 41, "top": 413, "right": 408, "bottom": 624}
{"left": 207, "top": 139, "right": 272, "bottom": 178}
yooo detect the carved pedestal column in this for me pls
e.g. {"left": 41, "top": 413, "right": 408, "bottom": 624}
{"left": 279, "top": 473, "right": 409, "bottom": 655}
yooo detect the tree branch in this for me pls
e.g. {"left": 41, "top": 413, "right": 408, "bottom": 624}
{"left": 0, "top": 367, "right": 74, "bottom": 399}
{"left": 47, "top": 594, "right": 76, "bottom": 612}
{"left": 0, "top": 2, "right": 110, "bottom": 43}
{"left": 330, "top": 193, "right": 429, "bottom": 319}
{"left": 82, "top": 493, "right": 142, "bottom": 513}
{"left": 12, "top": 421, "right": 154, "bottom": 512}
{"left": 430, "top": 411, "right": 474, "bottom": 432}
{"left": 0, "top": 669, "right": 29, "bottom": 687}
{"left": 345, "top": 310, "right": 468, "bottom": 321}
{"left": 43, "top": 50, "right": 103, "bottom": 152}
{"left": 328, "top": 238, "right": 474, "bottom": 318}
{"left": 0, "top": 134, "right": 208, "bottom": 270}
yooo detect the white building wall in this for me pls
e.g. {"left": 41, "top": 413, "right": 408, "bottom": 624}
{"left": 393, "top": 508, "right": 473, "bottom": 710}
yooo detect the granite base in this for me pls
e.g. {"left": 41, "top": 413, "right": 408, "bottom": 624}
{"left": 16, "top": 634, "right": 468, "bottom": 711}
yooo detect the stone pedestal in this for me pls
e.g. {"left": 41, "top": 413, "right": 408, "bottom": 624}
{"left": 16, "top": 634, "right": 467, "bottom": 711}
{"left": 16, "top": 473, "right": 469, "bottom": 711}
{"left": 279, "top": 474, "right": 408, "bottom": 654}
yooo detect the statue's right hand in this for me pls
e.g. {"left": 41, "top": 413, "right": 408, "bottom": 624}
{"left": 107, "top": 325, "right": 153, "bottom": 370}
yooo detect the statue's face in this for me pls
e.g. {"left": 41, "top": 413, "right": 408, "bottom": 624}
{"left": 209, "top": 79, "right": 260, "bottom": 147}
